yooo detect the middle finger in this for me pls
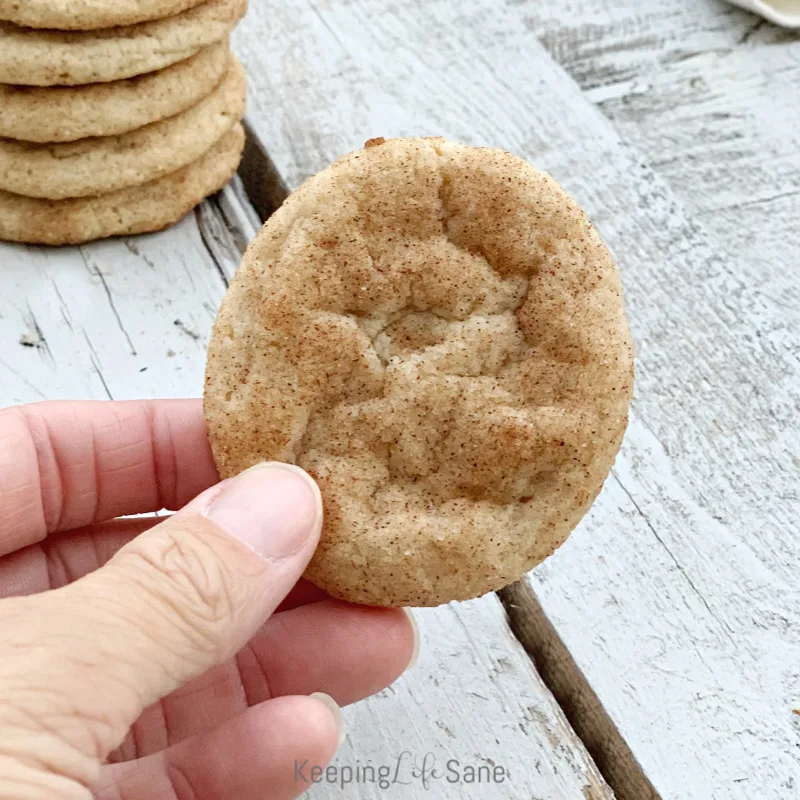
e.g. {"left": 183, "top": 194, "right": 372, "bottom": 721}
{"left": 111, "top": 600, "right": 416, "bottom": 760}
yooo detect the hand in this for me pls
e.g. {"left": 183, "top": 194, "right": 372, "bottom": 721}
{"left": 0, "top": 400, "right": 418, "bottom": 800}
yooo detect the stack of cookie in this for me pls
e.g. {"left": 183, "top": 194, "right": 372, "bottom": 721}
{"left": 0, "top": 0, "right": 248, "bottom": 246}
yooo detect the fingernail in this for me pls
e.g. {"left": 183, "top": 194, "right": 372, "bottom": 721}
{"left": 310, "top": 692, "right": 346, "bottom": 748}
{"left": 203, "top": 463, "right": 323, "bottom": 560}
{"left": 404, "top": 608, "right": 421, "bottom": 670}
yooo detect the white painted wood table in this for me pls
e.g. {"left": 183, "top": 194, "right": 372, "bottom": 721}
{"left": 1, "top": 1, "right": 798, "bottom": 798}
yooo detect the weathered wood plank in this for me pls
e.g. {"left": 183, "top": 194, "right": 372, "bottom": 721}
{"left": 308, "top": 597, "right": 613, "bottom": 800}
{"left": 0, "top": 184, "right": 250, "bottom": 405}
{"left": 527, "top": 0, "right": 800, "bottom": 320}
{"left": 500, "top": 580, "right": 660, "bottom": 800}
{"left": 234, "top": 1, "right": 800, "bottom": 798}
{"left": 522, "top": 0, "right": 798, "bottom": 92}
{"left": 526, "top": 6, "right": 800, "bottom": 796}
{"left": 535, "top": 3, "right": 800, "bottom": 322}
{"left": 0, "top": 142, "right": 609, "bottom": 799}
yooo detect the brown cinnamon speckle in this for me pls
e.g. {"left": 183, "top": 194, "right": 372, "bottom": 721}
{"left": 204, "top": 137, "right": 633, "bottom": 607}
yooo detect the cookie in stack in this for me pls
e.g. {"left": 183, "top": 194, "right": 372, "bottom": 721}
{"left": 0, "top": 0, "right": 248, "bottom": 245}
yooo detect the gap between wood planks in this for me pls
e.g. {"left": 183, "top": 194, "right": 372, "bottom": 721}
{"left": 499, "top": 581, "right": 660, "bottom": 800}
{"left": 234, "top": 126, "right": 649, "bottom": 800}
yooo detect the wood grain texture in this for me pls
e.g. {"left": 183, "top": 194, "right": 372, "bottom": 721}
{"left": 309, "top": 597, "right": 613, "bottom": 800}
{"left": 530, "top": 0, "right": 800, "bottom": 337}
{"left": 500, "top": 580, "right": 660, "bottom": 800}
{"left": 0, "top": 165, "right": 609, "bottom": 799}
{"left": 525, "top": 8, "right": 800, "bottom": 797}
{"left": 523, "top": 0, "right": 798, "bottom": 91}
{"left": 0, "top": 183, "right": 251, "bottom": 406}
{"left": 234, "top": 1, "right": 800, "bottom": 798}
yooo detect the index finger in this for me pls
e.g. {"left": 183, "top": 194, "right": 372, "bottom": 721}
{"left": 0, "top": 399, "right": 219, "bottom": 556}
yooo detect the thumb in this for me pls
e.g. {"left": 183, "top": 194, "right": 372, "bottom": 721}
{"left": 0, "top": 462, "right": 322, "bottom": 768}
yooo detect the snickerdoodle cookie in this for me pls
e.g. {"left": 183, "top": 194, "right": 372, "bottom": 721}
{"left": 204, "top": 137, "right": 634, "bottom": 607}
{"left": 0, "top": 124, "right": 244, "bottom": 245}
{"left": 0, "top": 0, "right": 207, "bottom": 31}
{"left": 0, "top": 58, "right": 245, "bottom": 199}
{"left": 0, "top": 42, "right": 230, "bottom": 143}
{"left": 0, "top": 0, "right": 246, "bottom": 86}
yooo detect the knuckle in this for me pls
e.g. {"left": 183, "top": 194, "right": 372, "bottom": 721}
{"left": 117, "top": 517, "right": 260, "bottom": 654}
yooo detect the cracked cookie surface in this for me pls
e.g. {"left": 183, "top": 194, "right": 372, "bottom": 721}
{"left": 204, "top": 137, "right": 634, "bottom": 607}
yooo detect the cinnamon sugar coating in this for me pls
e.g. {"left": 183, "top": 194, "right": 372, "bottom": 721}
{"left": 205, "top": 137, "right": 633, "bottom": 607}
